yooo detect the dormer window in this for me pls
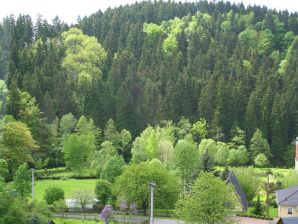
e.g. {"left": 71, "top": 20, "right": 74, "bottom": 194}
{"left": 288, "top": 208, "right": 293, "bottom": 215}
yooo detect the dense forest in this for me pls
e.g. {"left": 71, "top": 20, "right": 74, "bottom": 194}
{"left": 0, "top": 0, "right": 298, "bottom": 172}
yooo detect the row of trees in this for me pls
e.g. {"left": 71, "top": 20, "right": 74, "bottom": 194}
{"left": 0, "top": 1, "right": 297, "bottom": 167}
{"left": 0, "top": 82, "right": 292, "bottom": 181}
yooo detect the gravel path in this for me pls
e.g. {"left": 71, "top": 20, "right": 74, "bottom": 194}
{"left": 54, "top": 214, "right": 271, "bottom": 224}
{"left": 155, "top": 217, "right": 271, "bottom": 224}
{"left": 231, "top": 216, "right": 270, "bottom": 224}
{"left": 154, "top": 218, "right": 184, "bottom": 224}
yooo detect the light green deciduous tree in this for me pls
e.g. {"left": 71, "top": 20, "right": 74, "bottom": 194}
{"left": 175, "top": 172, "right": 237, "bottom": 224}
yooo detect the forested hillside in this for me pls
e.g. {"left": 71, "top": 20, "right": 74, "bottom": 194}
{"left": 0, "top": 0, "right": 298, "bottom": 169}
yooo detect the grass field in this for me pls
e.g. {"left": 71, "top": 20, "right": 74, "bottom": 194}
{"left": 35, "top": 179, "right": 98, "bottom": 201}
{"left": 53, "top": 218, "right": 102, "bottom": 224}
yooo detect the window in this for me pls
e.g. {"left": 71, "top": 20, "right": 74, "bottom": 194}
{"left": 288, "top": 208, "right": 293, "bottom": 215}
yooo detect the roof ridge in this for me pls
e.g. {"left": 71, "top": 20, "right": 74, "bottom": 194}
{"left": 276, "top": 184, "right": 298, "bottom": 192}
{"left": 278, "top": 189, "right": 298, "bottom": 205}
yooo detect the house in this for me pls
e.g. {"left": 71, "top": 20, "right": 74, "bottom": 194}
{"left": 275, "top": 217, "right": 298, "bottom": 224}
{"left": 275, "top": 185, "right": 298, "bottom": 217}
{"left": 65, "top": 198, "right": 99, "bottom": 210}
{"left": 226, "top": 171, "right": 249, "bottom": 212}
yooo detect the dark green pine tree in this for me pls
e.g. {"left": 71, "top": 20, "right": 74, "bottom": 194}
{"left": 201, "top": 150, "right": 214, "bottom": 172}
{"left": 254, "top": 196, "right": 263, "bottom": 216}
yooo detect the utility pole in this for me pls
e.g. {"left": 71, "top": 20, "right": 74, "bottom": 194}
{"left": 149, "top": 181, "right": 156, "bottom": 224}
{"left": 32, "top": 168, "right": 35, "bottom": 201}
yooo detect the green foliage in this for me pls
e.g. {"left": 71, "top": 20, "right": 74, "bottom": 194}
{"left": 0, "top": 159, "right": 9, "bottom": 179}
{"left": 6, "top": 88, "right": 40, "bottom": 124}
{"left": 6, "top": 88, "right": 47, "bottom": 152}
{"left": 221, "top": 20, "right": 233, "bottom": 33}
{"left": 201, "top": 150, "right": 214, "bottom": 172}
{"left": 131, "top": 126, "right": 157, "bottom": 162}
{"left": 254, "top": 153, "right": 269, "bottom": 167}
{"left": 162, "top": 34, "right": 178, "bottom": 55}
{"left": 279, "top": 170, "right": 298, "bottom": 188}
{"left": 1, "top": 120, "right": 37, "bottom": 174}
{"left": 278, "top": 36, "right": 298, "bottom": 75}
{"left": 62, "top": 28, "right": 107, "bottom": 113}
{"left": 257, "top": 29, "right": 274, "bottom": 55}
{"left": 52, "top": 199, "right": 67, "bottom": 214}
{"left": 191, "top": 118, "right": 208, "bottom": 143}
{"left": 44, "top": 186, "right": 65, "bottom": 205}
{"left": 95, "top": 179, "right": 112, "bottom": 205}
{"left": 175, "top": 172, "right": 236, "bottom": 224}
{"left": 176, "top": 117, "right": 192, "bottom": 139}
{"left": 254, "top": 196, "right": 263, "bottom": 216}
{"left": 228, "top": 146, "right": 249, "bottom": 166}
{"left": 215, "top": 142, "right": 229, "bottom": 166}
{"left": 103, "top": 119, "right": 119, "bottom": 147}
{"left": 238, "top": 28, "right": 257, "bottom": 50}
{"left": 227, "top": 127, "right": 249, "bottom": 166}
{"left": 113, "top": 162, "right": 180, "bottom": 213}
{"left": 131, "top": 124, "right": 175, "bottom": 163}
{"left": 173, "top": 137, "right": 198, "bottom": 193}
{"left": 230, "top": 126, "right": 246, "bottom": 147}
{"left": 13, "top": 163, "right": 31, "bottom": 198}
{"left": 59, "top": 113, "right": 77, "bottom": 137}
{"left": 198, "top": 139, "right": 217, "bottom": 159}
{"left": 1, "top": 0, "right": 298, "bottom": 169}
{"left": 143, "top": 23, "right": 164, "bottom": 38}
{"left": 0, "top": 191, "right": 28, "bottom": 224}
{"left": 72, "top": 189, "right": 94, "bottom": 210}
{"left": 94, "top": 141, "right": 117, "bottom": 177}
{"left": 119, "top": 129, "right": 132, "bottom": 158}
{"left": 0, "top": 80, "right": 8, "bottom": 117}
{"left": 62, "top": 133, "right": 96, "bottom": 174}
{"left": 27, "top": 201, "right": 51, "bottom": 224}
{"left": 0, "top": 176, "right": 5, "bottom": 193}
{"left": 232, "top": 167, "right": 260, "bottom": 203}
{"left": 250, "top": 129, "right": 271, "bottom": 161}
{"left": 282, "top": 31, "right": 295, "bottom": 50}
{"left": 283, "top": 142, "right": 296, "bottom": 168}
{"left": 101, "top": 155, "right": 125, "bottom": 183}
{"left": 77, "top": 116, "right": 98, "bottom": 135}
{"left": 163, "top": 17, "right": 184, "bottom": 34}
{"left": 157, "top": 140, "right": 174, "bottom": 164}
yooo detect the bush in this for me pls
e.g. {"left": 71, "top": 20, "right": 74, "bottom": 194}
{"left": 0, "top": 159, "right": 9, "bottom": 180}
{"left": 232, "top": 167, "right": 260, "bottom": 203}
{"left": 27, "top": 201, "right": 51, "bottom": 224}
{"left": 101, "top": 156, "right": 125, "bottom": 183}
{"left": 279, "top": 169, "right": 298, "bottom": 188}
{"left": 44, "top": 186, "right": 65, "bottom": 205}
{"left": 52, "top": 199, "right": 67, "bottom": 214}
{"left": 254, "top": 153, "right": 269, "bottom": 167}
{"left": 254, "top": 196, "right": 263, "bottom": 216}
{"left": 95, "top": 179, "right": 112, "bottom": 205}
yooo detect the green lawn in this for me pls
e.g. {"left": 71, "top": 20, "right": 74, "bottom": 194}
{"left": 35, "top": 179, "right": 98, "bottom": 201}
{"left": 253, "top": 167, "right": 292, "bottom": 177}
{"left": 247, "top": 205, "right": 277, "bottom": 219}
{"left": 53, "top": 218, "right": 102, "bottom": 224}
